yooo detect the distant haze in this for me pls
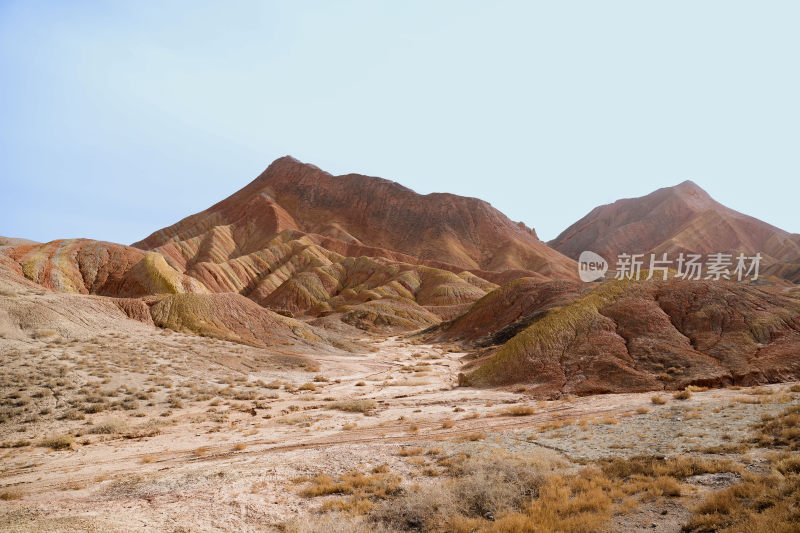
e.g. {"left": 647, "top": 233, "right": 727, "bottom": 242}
{"left": 1, "top": 1, "right": 798, "bottom": 244}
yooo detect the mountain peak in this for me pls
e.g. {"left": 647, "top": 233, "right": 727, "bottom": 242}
{"left": 135, "top": 157, "right": 576, "bottom": 277}
{"left": 550, "top": 179, "right": 791, "bottom": 265}
{"left": 666, "top": 179, "right": 714, "bottom": 208}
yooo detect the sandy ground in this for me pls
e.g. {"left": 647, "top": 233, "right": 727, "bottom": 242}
{"left": 1, "top": 307, "right": 799, "bottom": 532}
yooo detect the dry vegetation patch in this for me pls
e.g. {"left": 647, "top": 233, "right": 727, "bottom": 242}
{"left": 328, "top": 398, "right": 378, "bottom": 414}
{"left": 684, "top": 403, "right": 800, "bottom": 532}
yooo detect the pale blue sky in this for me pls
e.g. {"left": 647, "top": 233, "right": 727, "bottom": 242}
{"left": 1, "top": 1, "right": 798, "bottom": 245}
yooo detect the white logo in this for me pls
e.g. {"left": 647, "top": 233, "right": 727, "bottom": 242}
{"left": 578, "top": 251, "right": 608, "bottom": 282}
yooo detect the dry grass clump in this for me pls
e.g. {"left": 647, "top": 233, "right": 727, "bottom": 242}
{"left": 651, "top": 395, "right": 667, "bottom": 405}
{"left": 434, "top": 455, "right": 732, "bottom": 533}
{"left": 123, "top": 419, "right": 162, "bottom": 439}
{"left": 501, "top": 405, "right": 535, "bottom": 417}
{"left": 685, "top": 470, "right": 800, "bottom": 532}
{"left": 442, "top": 420, "right": 456, "bottom": 429}
{"left": 398, "top": 447, "right": 424, "bottom": 457}
{"left": 595, "top": 417, "right": 618, "bottom": 425}
{"left": 39, "top": 434, "right": 74, "bottom": 450}
{"left": 192, "top": 446, "right": 210, "bottom": 457}
{"left": 284, "top": 513, "right": 386, "bottom": 533}
{"left": 328, "top": 398, "right": 377, "bottom": 414}
{"left": 673, "top": 389, "right": 692, "bottom": 400}
{"left": 89, "top": 417, "right": 128, "bottom": 435}
{"left": 298, "top": 382, "right": 317, "bottom": 391}
{"left": 371, "top": 451, "right": 565, "bottom": 530}
{"left": 0, "top": 490, "right": 23, "bottom": 501}
{"left": 684, "top": 405, "right": 800, "bottom": 532}
{"left": 752, "top": 404, "right": 800, "bottom": 450}
{"left": 373, "top": 451, "right": 635, "bottom": 533}
{"left": 696, "top": 443, "right": 750, "bottom": 455}
{"left": 297, "top": 470, "right": 402, "bottom": 514}
{"left": 538, "top": 419, "right": 571, "bottom": 432}
{"left": 597, "top": 455, "right": 738, "bottom": 479}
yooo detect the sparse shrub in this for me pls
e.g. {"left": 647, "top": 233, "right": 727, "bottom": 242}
{"left": 596, "top": 417, "right": 619, "bottom": 425}
{"left": 167, "top": 396, "right": 184, "bottom": 408}
{"left": 89, "top": 418, "right": 128, "bottom": 435}
{"left": 752, "top": 404, "right": 800, "bottom": 450}
{"left": 651, "top": 395, "right": 667, "bottom": 405}
{"left": 124, "top": 420, "right": 162, "bottom": 438}
{"left": 502, "top": 405, "right": 535, "bottom": 416}
{"left": 685, "top": 469, "right": 799, "bottom": 533}
{"left": 40, "top": 434, "right": 74, "bottom": 450}
{"left": 673, "top": 389, "right": 692, "bottom": 400}
{"left": 328, "top": 399, "right": 377, "bottom": 414}
{"left": 398, "top": 447, "right": 424, "bottom": 457}
{"left": 0, "top": 490, "right": 23, "bottom": 501}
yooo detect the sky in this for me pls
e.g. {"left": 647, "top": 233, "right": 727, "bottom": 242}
{"left": 1, "top": 1, "right": 798, "bottom": 245}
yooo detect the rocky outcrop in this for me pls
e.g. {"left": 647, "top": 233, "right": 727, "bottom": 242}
{"left": 5, "top": 239, "right": 207, "bottom": 297}
{"left": 454, "top": 278, "right": 800, "bottom": 397}
{"left": 147, "top": 292, "right": 342, "bottom": 350}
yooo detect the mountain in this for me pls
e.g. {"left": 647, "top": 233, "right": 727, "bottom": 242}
{"left": 134, "top": 156, "right": 577, "bottom": 279}
{"left": 1, "top": 157, "right": 582, "bottom": 342}
{"left": 2, "top": 162, "right": 800, "bottom": 400}
{"left": 549, "top": 180, "right": 800, "bottom": 281}
{"left": 443, "top": 277, "right": 800, "bottom": 397}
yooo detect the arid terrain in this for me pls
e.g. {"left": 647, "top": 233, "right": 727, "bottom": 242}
{"left": 1, "top": 309, "right": 798, "bottom": 532}
{"left": 2, "top": 157, "right": 800, "bottom": 532}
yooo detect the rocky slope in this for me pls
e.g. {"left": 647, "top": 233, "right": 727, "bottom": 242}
{"left": 549, "top": 180, "right": 800, "bottom": 281}
{"left": 3, "top": 164, "right": 799, "bottom": 399}
{"left": 5, "top": 157, "right": 571, "bottom": 336}
{"left": 134, "top": 156, "right": 577, "bottom": 278}
{"left": 447, "top": 278, "right": 800, "bottom": 397}
{"left": 4, "top": 239, "right": 207, "bottom": 297}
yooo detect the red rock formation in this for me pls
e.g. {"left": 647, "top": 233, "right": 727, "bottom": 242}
{"left": 452, "top": 278, "right": 800, "bottom": 397}
{"left": 123, "top": 156, "right": 577, "bottom": 326}
{"left": 429, "top": 279, "right": 583, "bottom": 344}
{"left": 4, "top": 239, "right": 207, "bottom": 297}
{"left": 135, "top": 156, "right": 577, "bottom": 278}
{"left": 549, "top": 181, "right": 800, "bottom": 280}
